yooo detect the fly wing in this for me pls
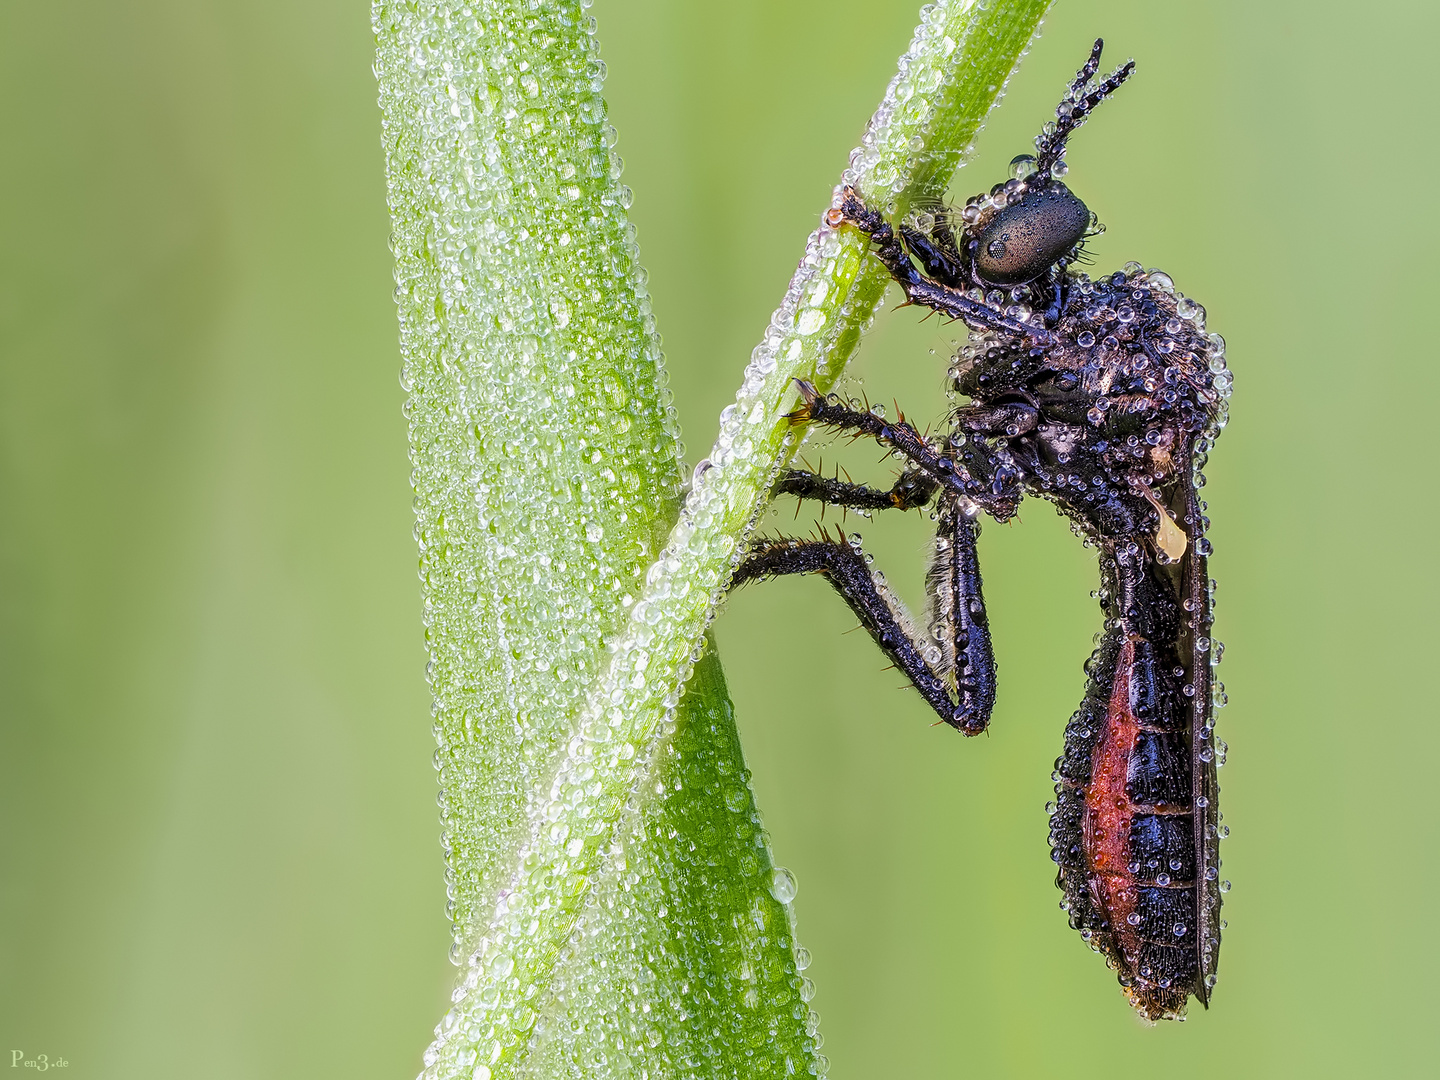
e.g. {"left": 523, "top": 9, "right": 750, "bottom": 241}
{"left": 1169, "top": 462, "right": 1221, "bottom": 1004}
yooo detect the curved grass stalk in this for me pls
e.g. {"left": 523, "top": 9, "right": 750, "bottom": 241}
{"left": 374, "top": 1, "right": 1050, "bottom": 1076}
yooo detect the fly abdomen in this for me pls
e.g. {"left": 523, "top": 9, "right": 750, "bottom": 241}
{"left": 1126, "top": 638, "right": 1186, "bottom": 731}
{"left": 1129, "top": 813, "right": 1196, "bottom": 884}
{"left": 1133, "top": 885, "right": 1197, "bottom": 947}
{"left": 1051, "top": 625, "right": 1206, "bottom": 1021}
{"left": 1133, "top": 940, "right": 1198, "bottom": 1018}
{"left": 1127, "top": 731, "right": 1191, "bottom": 806}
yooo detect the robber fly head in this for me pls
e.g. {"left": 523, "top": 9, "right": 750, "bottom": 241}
{"left": 959, "top": 39, "right": 1134, "bottom": 287}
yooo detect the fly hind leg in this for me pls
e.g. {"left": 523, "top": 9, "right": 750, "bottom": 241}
{"left": 928, "top": 498, "right": 997, "bottom": 731}
{"left": 731, "top": 499, "right": 997, "bottom": 735}
{"left": 730, "top": 533, "right": 974, "bottom": 731}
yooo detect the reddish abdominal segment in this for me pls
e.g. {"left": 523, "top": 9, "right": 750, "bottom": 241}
{"left": 1082, "top": 635, "right": 1142, "bottom": 969}
{"left": 1065, "top": 627, "right": 1202, "bottom": 1021}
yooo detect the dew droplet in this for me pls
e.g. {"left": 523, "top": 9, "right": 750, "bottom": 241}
{"left": 769, "top": 867, "right": 799, "bottom": 904}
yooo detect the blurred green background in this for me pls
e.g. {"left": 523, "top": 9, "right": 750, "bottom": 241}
{"left": 3, "top": 0, "right": 1436, "bottom": 1076}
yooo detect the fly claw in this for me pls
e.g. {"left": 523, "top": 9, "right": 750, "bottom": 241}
{"left": 729, "top": 39, "right": 1230, "bottom": 1020}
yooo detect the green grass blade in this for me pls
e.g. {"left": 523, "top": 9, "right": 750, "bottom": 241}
{"left": 520, "top": 642, "right": 821, "bottom": 1077}
{"left": 374, "top": 0, "right": 689, "bottom": 964}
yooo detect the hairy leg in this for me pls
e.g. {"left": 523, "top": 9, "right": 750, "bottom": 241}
{"left": 731, "top": 509, "right": 997, "bottom": 735}
{"left": 831, "top": 187, "right": 1054, "bottom": 344}
{"left": 774, "top": 465, "right": 939, "bottom": 513}
{"left": 928, "top": 497, "right": 996, "bottom": 730}
{"left": 731, "top": 533, "right": 977, "bottom": 731}
{"left": 790, "top": 380, "right": 1024, "bottom": 520}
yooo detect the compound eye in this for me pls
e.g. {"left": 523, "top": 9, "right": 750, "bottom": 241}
{"left": 974, "top": 184, "right": 1091, "bottom": 285}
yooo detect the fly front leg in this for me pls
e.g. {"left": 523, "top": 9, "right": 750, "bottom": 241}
{"left": 831, "top": 186, "right": 1055, "bottom": 344}
{"left": 731, "top": 533, "right": 980, "bottom": 732}
{"left": 897, "top": 221, "right": 965, "bottom": 285}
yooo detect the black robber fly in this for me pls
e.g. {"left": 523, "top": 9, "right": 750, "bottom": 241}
{"left": 731, "top": 40, "right": 1231, "bottom": 1020}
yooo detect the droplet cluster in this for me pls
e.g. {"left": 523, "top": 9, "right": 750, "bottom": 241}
{"left": 485, "top": 18, "right": 1055, "bottom": 1068}
{"left": 952, "top": 265, "right": 1231, "bottom": 512}
{"left": 840, "top": 0, "right": 1046, "bottom": 201}
{"left": 521, "top": 650, "right": 823, "bottom": 1079}
{"left": 375, "top": 0, "right": 683, "bottom": 962}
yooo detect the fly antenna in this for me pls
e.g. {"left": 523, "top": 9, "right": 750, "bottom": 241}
{"left": 1033, "top": 39, "right": 1135, "bottom": 182}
